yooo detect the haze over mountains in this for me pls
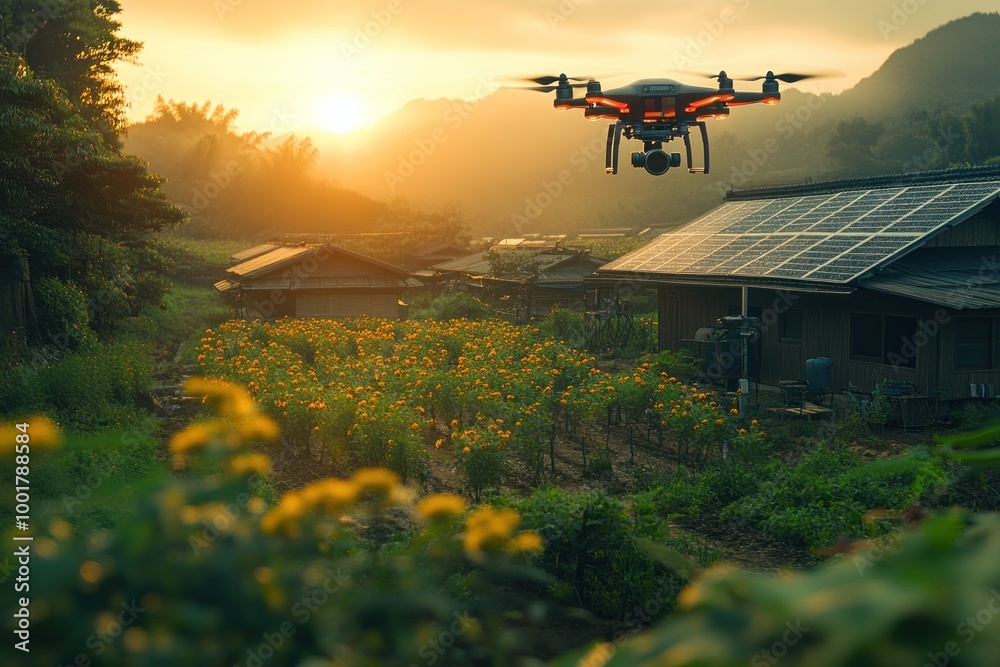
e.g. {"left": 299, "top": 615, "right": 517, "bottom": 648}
{"left": 124, "top": 13, "right": 1000, "bottom": 238}
{"left": 300, "top": 13, "right": 1000, "bottom": 236}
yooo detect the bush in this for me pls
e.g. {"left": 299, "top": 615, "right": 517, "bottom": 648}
{"left": 412, "top": 292, "right": 496, "bottom": 321}
{"left": 515, "top": 487, "right": 690, "bottom": 621}
{"left": 33, "top": 277, "right": 94, "bottom": 350}
{"left": 721, "top": 446, "right": 948, "bottom": 547}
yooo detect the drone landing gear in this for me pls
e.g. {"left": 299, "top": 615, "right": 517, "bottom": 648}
{"left": 684, "top": 122, "right": 711, "bottom": 174}
{"left": 605, "top": 122, "right": 622, "bottom": 175}
{"left": 604, "top": 121, "right": 711, "bottom": 176}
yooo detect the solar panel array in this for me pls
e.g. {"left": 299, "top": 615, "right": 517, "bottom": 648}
{"left": 603, "top": 182, "right": 1000, "bottom": 283}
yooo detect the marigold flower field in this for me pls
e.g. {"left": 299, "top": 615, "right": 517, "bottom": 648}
{"left": 196, "top": 317, "right": 757, "bottom": 495}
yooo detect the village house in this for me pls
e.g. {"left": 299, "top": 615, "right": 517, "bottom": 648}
{"left": 594, "top": 165, "right": 1000, "bottom": 403}
{"left": 216, "top": 243, "right": 420, "bottom": 320}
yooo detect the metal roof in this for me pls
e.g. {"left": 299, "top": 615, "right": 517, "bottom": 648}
{"left": 861, "top": 248, "right": 1000, "bottom": 310}
{"left": 214, "top": 279, "right": 240, "bottom": 293}
{"left": 241, "top": 275, "right": 421, "bottom": 290}
{"left": 228, "top": 246, "right": 314, "bottom": 277}
{"left": 230, "top": 243, "right": 281, "bottom": 263}
{"left": 226, "top": 244, "right": 412, "bottom": 279}
{"left": 598, "top": 176, "right": 1000, "bottom": 291}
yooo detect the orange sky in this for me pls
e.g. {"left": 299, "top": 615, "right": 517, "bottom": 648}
{"left": 116, "top": 1, "right": 996, "bottom": 135}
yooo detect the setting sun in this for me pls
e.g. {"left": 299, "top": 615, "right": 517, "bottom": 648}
{"left": 312, "top": 93, "right": 369, "bottom": 134}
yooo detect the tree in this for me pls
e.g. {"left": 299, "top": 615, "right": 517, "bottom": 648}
{"left": 0, "top": 0, "right": 142, "bottom": 147}
{"left": 825, "top": 117, "right": 885, "bottom": 175}
{"left": 0, "top": 53, "right": 184, "bottom": 334}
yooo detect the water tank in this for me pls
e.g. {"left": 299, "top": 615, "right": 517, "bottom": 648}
{"left": 806, "top": 357, "right": 833, "bottom": 392}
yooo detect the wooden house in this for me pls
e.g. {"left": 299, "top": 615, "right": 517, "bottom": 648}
{"left": 216, "top": 243, "right": 420, "bottom": 320}
{"left": 594, "top": 165, "right": 1000, "bottom": 402}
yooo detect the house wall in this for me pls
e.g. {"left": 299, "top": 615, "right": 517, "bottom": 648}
{"left": 924, "top": 207, "right": 1000, "bottom": 247}
{"left": 297, "top": 291, "right": 405, "bottom": 319}
{"left": 657, "top": 284, "right": 1000, "bottom": 401}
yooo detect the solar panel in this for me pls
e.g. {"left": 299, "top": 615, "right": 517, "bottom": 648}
{"left": 601, "top": 181, "right": 1000, "bottom": 284}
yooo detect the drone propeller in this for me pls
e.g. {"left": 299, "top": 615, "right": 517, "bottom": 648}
{"left": 735, "top": 69, "right": 844, "bottom": 83}
{"left": 522, "top": 74, "right": 594, "bottom": 86}
{"left": 520, "top": 83, "right": 590, "bottom": 93}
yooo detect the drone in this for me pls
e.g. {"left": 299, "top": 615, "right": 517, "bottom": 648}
{"left": 512, "top": 70, "right": 834, "bottom": 176}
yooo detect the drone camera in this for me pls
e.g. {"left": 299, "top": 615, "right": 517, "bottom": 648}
{"left": 631, "top": 150, "right": 682, "bottom": 176}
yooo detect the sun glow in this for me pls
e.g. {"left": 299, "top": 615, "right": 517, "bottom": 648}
{"left": 312, "top": 93, "right": 370, "bottom": 134}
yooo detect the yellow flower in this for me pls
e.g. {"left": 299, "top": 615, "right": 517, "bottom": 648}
{"left": 508, "top": 531, "right": 543, "bottom": 554}
{"left": 1, "top": 416, "right": 63, "bottom": 452}
{"left": 185, "top": 377, "right": 256, "bottom": 417}
{"left": 417, "top": 494, "right": 466, "bottom": 522}
{"left": 463, "top": 506, "right": 522, "bottom": 556}
{"left": 236, "top": 415, "right": 280, "bottom": 443}
{"left": 229, "top": 454, "right": 272, "bottom": 475}
{"left": 169, "top": 424, "right": 213, "bottom": 454}
{"left": 352, "top": 468, "right": 399, "bottom": 495}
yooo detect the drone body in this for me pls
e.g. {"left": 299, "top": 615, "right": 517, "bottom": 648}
{"left": 519, "top": 71, "right": 825, "bottom": 176}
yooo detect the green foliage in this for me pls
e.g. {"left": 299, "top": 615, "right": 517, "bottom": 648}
{"left": 722, "top": 446, "right": 947, "bottom": 548}
{"left": 555, "top": 510, "right": 1000, "bottom": 667}
{"left": 411, "top": 292, "right": 497, "bottom": 321}
{"left": 538, "top": 306, "right": 586, "bottom": 346}
{"left": 0, "top": 413, "right": 565, "bottom": 667}
{"left": 514, "top": 488, "right": 691, "bottom": 621}
{"left": 33, "top": 277, "right": 94, "bottom": 350}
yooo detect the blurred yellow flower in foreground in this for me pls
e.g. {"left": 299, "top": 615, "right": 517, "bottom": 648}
{"left": 417, "top": 493, "right": 466, "bottom": 522}
{"left": 462, "top": 506, "right": 522, "bottom": 556}
{"left": 507, "top": 531, "right": 543, "bottom": 554}
{"left": 185, "top": 376, "right": 256, "bottom": 417}
{"left": 353, "top": 468, "right": 399, "bottom": 495}
{"left": 229, "top": 453, "right": 272, "bottom": 475}
{"left": 0, "top": 416, "right": 63, "bottom": 452}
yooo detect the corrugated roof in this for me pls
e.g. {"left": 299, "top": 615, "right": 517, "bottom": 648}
{"left": 230, "top": 243, "right": 281, "bottom": 263}
{"left": 861, "top": 248, "right": 1000, "bottom": 309}
{"left": 228, "top": 246, "right": 314, "bottom": 277}
{"left": 242, "top": 275, "right": 419, "bottom": 290}
{"left": 214, "top": 279, "right": 239, "bottom": 293}
{"left": 432, "top": 252, "right": 491, "bottom": 276}
{"left": 725, "top": 165, "right": 1000, "bottom": 201}
{"left": 227, "top": 244, "right": 412, "bottom": 279}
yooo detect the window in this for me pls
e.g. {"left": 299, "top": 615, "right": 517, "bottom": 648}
{"left": 849, "top": 313, "right": 918, "bottom": 368}
{"left": 956, "top": 318, "right": 993, "bottom": 370}
{"left": 780, "top": 309, "right": 803, "bottom": 343}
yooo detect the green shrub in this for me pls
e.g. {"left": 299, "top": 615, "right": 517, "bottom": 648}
{"left": 33, "top": 277, "right": 94, "bottom": 350}
{"left": 721, "top": 446, "right": 947, "bottom": 547}
{"left": 412, "top": 292, "right": 496, "bottom": 321}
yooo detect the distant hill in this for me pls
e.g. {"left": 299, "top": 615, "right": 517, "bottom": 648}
{"left": 296, "top": 12, "right": 1000, "bottom": 236}
{"left": 834, "top": 12, "right": 1000, "bottom": 120}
